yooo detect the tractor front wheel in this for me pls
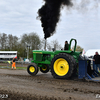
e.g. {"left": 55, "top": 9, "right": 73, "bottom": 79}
{"left": 40, "top": 64, "right": 49, "bottom": 73}
{"left": 27, "top": 63, "right": 38, "bottom": 76}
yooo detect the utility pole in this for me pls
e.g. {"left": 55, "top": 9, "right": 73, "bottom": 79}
{"left": 27, "top": 45, "right": 30, "bottom": 59}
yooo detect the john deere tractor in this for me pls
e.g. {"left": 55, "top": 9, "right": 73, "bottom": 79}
{"left": 27, "top": 38, "right": 81, "bottom": 79}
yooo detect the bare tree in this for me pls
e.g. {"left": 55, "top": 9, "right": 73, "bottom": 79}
{"left": 41, "top": 39, "right": 63, "bottom": 51}
{"left": 7, "top": 34, "right": 14, "bottom": 50}
{"left": 0, "top": 33, "right": 7, "bottom": 50}
{"left": 29, "top": 32, "right": 41, "bottom": 50}
{"left": 50, "top": 40, "right": 62, "bottom": 51}
{"left": 20, "top": 32, "right": 41, "bottom": 58}
{"left": 7, "top": 34, "right": 19, "bottom": 51}
{"left": 72, "top": 45, "right": 83, "bottom": 52}
{"left": 13, "top": 36, "right": 19, "bottom": 50}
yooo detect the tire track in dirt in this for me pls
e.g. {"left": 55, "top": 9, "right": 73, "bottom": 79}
{"left": 0, "top": 72, "right": 100, "bottom": 95}
{"left": 0, "top": 69, "right": 100, "bottom": 100}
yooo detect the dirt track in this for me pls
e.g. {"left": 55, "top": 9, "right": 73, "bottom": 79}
{"left": 0, "top": 69, "right": 100, "bottom": 100}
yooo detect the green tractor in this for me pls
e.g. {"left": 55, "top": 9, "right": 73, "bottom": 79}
{"left": 27, "top": 38, "right": 81, "bottom": 79}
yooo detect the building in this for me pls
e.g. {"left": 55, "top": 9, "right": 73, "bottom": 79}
{"left": 0, "top": 51, "right": 17, "bottom": 60}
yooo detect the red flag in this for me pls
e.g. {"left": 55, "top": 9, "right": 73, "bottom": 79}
{"left": 82, "top": 49, "right": 85, "bottom": 56}
{"left": 15, "top": 56, "right": 17, "bottom": 58}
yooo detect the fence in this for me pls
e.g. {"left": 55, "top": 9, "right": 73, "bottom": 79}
{"left": 0, "top": 60, "right": 31, "bottom": 68}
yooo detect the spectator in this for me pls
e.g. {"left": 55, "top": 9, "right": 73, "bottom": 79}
{"left": 93, "top": 52, "right": 100, "bottom": 73}
{"left": 12, "top": 58, "right": 16, "bottom": 69}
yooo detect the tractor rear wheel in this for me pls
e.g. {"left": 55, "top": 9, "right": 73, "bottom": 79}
{"left": 51, "top": 53, "right": 75, "bottom": 79}
{"left": 40, "top": 64, "right": 49, "bottom": 73}
{"left": 27, "top": 63, "right": 38, "bottom": 76}
{"left": 70, "top": 56, "right": 78, "bottom": 78}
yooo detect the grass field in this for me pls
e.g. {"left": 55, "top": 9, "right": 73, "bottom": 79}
{"left": 0, "top": 66, "right": 27, "bottom": 70}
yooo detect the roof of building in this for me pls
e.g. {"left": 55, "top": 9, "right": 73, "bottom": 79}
{"left": 0, "top": 51, "right": 17, "bottom": 53}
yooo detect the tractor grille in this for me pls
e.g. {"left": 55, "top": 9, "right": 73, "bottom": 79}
{"left": 36, "top": 54, "right": 42, "bottom": 61}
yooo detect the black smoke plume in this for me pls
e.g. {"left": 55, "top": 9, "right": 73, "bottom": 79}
{"left": 38, "top": 0, "right": 72, "bottom": 39}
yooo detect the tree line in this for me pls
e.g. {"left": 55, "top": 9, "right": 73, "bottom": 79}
{"left": 0, "top": 32, "right": 83, "bottom": 59}
{"left": 0, "top": 32, "right": 62, "bottom": 59}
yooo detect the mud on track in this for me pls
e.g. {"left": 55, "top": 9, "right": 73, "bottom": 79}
{"left": 0, "top": 69, "right": 100, "bottom": 100}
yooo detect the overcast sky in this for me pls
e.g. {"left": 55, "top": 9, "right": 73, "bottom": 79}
{"left": 0, "top": 0, "right": 100, "bottom": 51}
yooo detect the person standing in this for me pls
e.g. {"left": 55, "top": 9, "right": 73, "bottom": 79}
{"left": 12, "top": 58, "right": 16, "bottom": 69}
{"left": 93, "top": 52, "right": 100, "bottom": 73}
{"left": 64, "top": 41, "right": 69, "bottom": 50}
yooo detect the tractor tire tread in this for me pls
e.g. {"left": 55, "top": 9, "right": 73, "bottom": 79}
{"left": 51, "top": 53, "right": 76, "bottom": 79}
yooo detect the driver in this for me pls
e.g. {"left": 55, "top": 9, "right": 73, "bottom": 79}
{"left": 64, "top": 41, "right": 69, "bottom": 50}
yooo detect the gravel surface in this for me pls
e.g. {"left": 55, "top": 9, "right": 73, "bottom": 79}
{"left": 0, "top": 69, "right": 100, "bottom": 100}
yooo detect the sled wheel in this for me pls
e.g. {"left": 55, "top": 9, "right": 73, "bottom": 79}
{"left": 40, "top": 64, "right": 49, "bottom": 73}
{"left": 27, "top": 63, "right": 38, "bottom": 76}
